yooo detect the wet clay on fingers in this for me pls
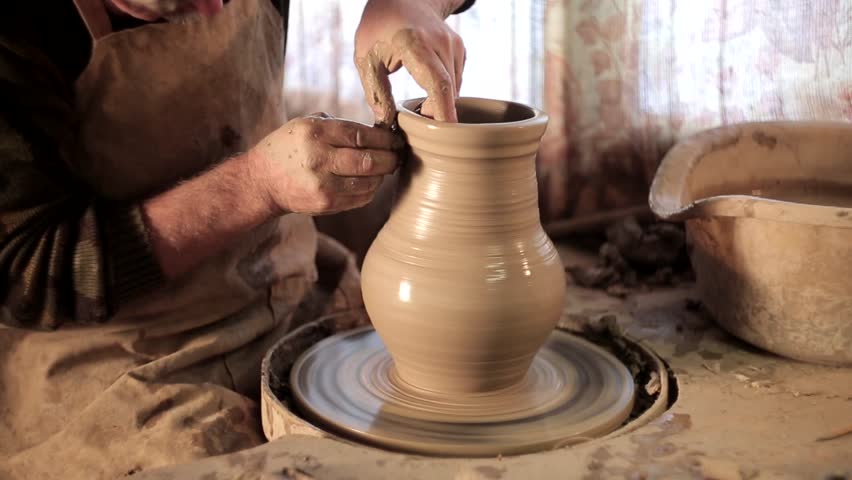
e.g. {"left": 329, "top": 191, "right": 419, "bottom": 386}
{"left": 356, "top": 29, "right": 459, "bottom": 126}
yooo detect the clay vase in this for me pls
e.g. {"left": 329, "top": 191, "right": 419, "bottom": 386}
{"left": 360, "top": 97, "right": 566, "bottom": 394}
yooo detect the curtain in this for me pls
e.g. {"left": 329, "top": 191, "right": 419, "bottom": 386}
{"left": 539, "top": 0, "right": 852, "bottom": 221}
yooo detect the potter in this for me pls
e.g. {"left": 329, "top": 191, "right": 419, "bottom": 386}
{"left": 0, "top": 1, "right": 476, "bottom": 478}
{"left": 361, "top": 97, "right": 567, "bottom": 394}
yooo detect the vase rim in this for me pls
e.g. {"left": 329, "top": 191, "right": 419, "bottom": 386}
{"left": 398, "top": 97, "right": 548, "bottom": 130}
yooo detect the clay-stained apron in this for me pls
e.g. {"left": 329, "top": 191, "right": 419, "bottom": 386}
{"left": 0, "top": 1, "right": 365, "bottom": 478}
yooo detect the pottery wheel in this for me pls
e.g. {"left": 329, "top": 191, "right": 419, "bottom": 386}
{"left": 291, "top": 327, "right": 635, "bottom": 457}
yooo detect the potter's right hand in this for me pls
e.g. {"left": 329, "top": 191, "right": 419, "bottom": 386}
{"left": 253, "top": 113, "right": 403, "bottom": 215}
{"left": 355, "top": 0, "right": 467, "bottom": 126}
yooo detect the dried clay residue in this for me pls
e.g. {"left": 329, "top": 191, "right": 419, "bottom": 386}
{"left": 631, "top": 412, "right": 692, "bottom": 458}
{"left": 577, "top": 317, "right": 678, "bottom": 421}
{"left": 566, "top": 216, "right": 693, "bottom": 297}
{"left": 582, "top": 414, "right": 696, "bottom": 480}
{"left": 751, "top": 130, "right": 778, "bottom": 149}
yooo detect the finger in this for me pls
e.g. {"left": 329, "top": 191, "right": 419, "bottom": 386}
{"left": 331, "top": 175, "right": 383, "bottom": 196}
{"left": 398, "top": 39, "right": 457, "bottom": 122}
{"left": 432, "top": 37, "right": 459, "bottom": 98}
{"left": 314, "top": 192, "right": 376, "bottom": 216}
{"left": 330, "top": 147, "right": 399, "bottom": 176}
{"left": 420, "top": 97, "right": 438, "bottom": 120}
{"left": 331, "top": 193, "right": 375, "bottom": 213}
{"left": 355, "top": 52, "right": 397, "bottom": 128}
{"left": 453, "top": 40, "right": 466, "bottom": 96}
{"left": 320, "top": 118, "right": 404, "bottom": 150}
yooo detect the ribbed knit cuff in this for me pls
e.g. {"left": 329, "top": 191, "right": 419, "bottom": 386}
{"left": 100, "top": 202, "right": 164, "bottom": 313}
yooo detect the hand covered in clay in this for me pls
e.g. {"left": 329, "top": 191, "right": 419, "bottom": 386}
{"left": 355, "top": 0, "right": 467, "bottom": 125}
{"left": 253, "top": 114, "right": 402, "bottom": 215}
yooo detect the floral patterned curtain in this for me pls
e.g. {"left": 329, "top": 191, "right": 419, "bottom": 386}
{"left": 539, "top": 0, "right": 852, "bottom": 221}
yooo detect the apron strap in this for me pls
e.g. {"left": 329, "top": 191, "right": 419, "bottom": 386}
{"left": 73, "top": 0, "right": 114, "bottom": 41}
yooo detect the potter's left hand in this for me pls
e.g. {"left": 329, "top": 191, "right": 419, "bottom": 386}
{"left": 355, "top": 0, "right": 467, "bottom": 126}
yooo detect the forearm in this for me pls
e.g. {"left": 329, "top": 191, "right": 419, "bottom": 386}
{"left": 142, "top": 150, "right": 275, "bottom": 279}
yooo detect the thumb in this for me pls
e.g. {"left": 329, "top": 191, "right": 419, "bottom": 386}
{"left": 356, "top": 51, "right": 397, "bottom": 128}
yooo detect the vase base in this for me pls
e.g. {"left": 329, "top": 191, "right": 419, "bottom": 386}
{"left": 290, "top": 327, "right": 635, "bottom": 457}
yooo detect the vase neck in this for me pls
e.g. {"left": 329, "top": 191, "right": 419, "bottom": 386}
{"left": 390, "top": 150, "right": 543, "bottom": 237}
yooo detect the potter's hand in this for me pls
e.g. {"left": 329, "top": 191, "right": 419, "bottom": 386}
{"left": 253, "top": 114, "right": 402, "bottom": 215}
{"left": 355, "top": 0, "right": 467, "bottom": 125}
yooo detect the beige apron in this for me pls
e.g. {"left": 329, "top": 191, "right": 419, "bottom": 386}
{"left": 0, "top": 1, "right": 364, "bottom": 478}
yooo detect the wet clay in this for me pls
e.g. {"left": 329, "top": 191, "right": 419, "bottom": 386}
{"left": 355, "top": 48, "right": 395, "bottom": 127}
{"left": 290, "top": 327, "right": 635, "bottom": 457}
{"left": 356, "top": 28, "right": 459, "bottom": 126}
{"left": 361, "top": 98, "right": 566, "bottom": 394}
{"left": 748, "top": 181, "right": 852, "bottom": 207}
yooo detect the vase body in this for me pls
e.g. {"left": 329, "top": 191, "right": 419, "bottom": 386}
{"left": 361, "top": 98, "right": 566, "bottom": 394}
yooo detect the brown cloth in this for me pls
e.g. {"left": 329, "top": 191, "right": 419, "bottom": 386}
{"left": 0, "top": 0, "right": 364, "bottom": 478}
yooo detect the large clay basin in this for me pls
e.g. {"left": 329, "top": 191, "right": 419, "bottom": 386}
{"left": 650, "top": 122, "right": 852, "bottom": 365}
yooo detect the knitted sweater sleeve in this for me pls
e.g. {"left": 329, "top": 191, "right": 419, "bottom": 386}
{"left": 0, "top": 35, "right": 162, "bottom": 329}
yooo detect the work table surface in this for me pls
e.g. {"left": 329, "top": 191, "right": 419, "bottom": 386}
{"left": 135, "top": 243, "right": 852, "bottom": 480}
